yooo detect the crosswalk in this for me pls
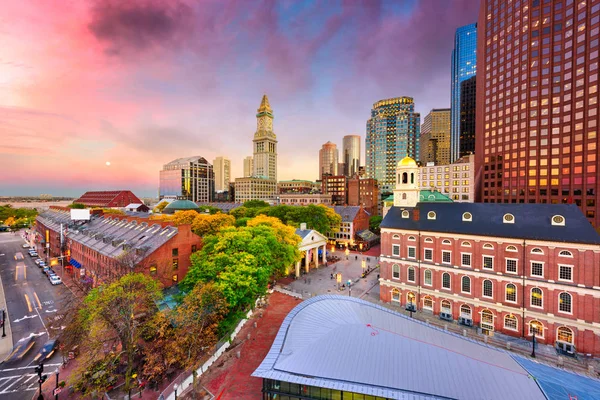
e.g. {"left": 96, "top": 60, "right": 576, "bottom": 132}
{"left": 0, "top": 373, "right": 39, "bottom": 395}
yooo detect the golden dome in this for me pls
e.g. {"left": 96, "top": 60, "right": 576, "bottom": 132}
{"left": 398, "top": 156, "right": 417, "bottom": 167}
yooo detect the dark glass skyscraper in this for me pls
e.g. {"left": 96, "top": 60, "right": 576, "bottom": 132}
{"left": 366, "top": 97, "right": 420, "bottom": 192}
{"left": 459, "top": 76, "right": 477, "bottom": 158}
{"left": 451, "top": 23, "right": 477, "bottom": 163}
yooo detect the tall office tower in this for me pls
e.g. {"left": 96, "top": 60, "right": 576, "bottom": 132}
{"left": 419, "top": 109, "right": 452, "bottom": 165}
{"left": 343, "top": 134, "right": 361, "bottom": 177}
{"left": 451, "top": 23, "right": 477, "bottom": 163}
{"left": 243, "top": 156, "right": 253, "bottom": 177}
{"left": 366, "top": 97, "right": 421, "bottom": 192}
{"left": 159, "top": 156, "right": 214, "bottom": 202}
{"left": 459, "top": 76, "right": 477, "bottom": 157}
{"left": 477, "top": 0, "right": 600, "bottom": 228}
{"left": 253, "top": 95, "right": 278, "bottom": 180}
{"left": 319, "top": 141, "right": 339, "bottom": 179}
{"left": 213, "top": 156, "right": 231, "bottom": 192}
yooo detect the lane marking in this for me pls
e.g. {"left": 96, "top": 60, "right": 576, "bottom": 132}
{"left": 0, "top": 374, "right": 38, "bottom": 394}
{"left": 33, "top": 304, "right": 49, "bottom": 337}
{"left": 0, "top": 363, "right": 61, "bottom": 372}
{"left": 24, "top": 294, "right": 32, "bottom": 313}
{"left": 14, "top": 265, "right": 18, "bottom": 282}
{"left": 23, "top": 264, "right": 26, "bottom": 280}
{"left": 33, "top": 292, "right": 42, "bottom": 309}
{"left": 13, "top": 315, "right": 36, "bottom": 323}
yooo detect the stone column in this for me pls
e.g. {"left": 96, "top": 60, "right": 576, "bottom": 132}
{"left": 313, "top": 247, "right": 318, "bottom": 266}
{"left": 322, "top": 245, "right": 327, "bottom": 264}
{"left": 305, "top": 250, "right": 310, "bottom": 273}
{"left": 295, "top": 260, "right": 301, "bottom": 278}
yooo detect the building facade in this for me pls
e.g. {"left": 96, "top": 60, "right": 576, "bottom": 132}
{"left": 420, "top": 154, "right": 475, "bottom": 202}
{"left": 419, "top": 108, "right": 452, "bottom": 165}
{"left": 347, "top": 177, "right": 379, "bottom": 216}
{"left": 213, "top": 156, "right": 231, "bottom": 192}
{"left": 459, "top": 76, "right": 477, "bottom": 158}
{"left": 451, "top": 22, "right": 477, "bottom": 163}
{"left": 379, "top": 160, "right": 600, "bottom": 356}
{"left": 279, "top": 193, "right": 332, "bottom": 206}
{"left": 243, "top": 156, "right": 253, "bottom": 178}
{"left": 321, "top": 175, "right": 347, "bottom": 205}
{"left": 159, "top": 156, "right": 214, "bottom": 203}
{"left": 73, "top": 191, "right": 143, "bottom": 208}
{"left": 330, "top": 205, "right": 370, "bottom": 244}
{"left": 366, "top": 97, "right": 420, "bottom": 192}
{"left": 476, "top": 0, "right": 600, "bottom": 228}
{"left": 234, "top": 177, "right": 277, "bottom": 203}
{"left": 253, "top": 95, "right": 278, "bottom": 180}
{"left": 319, "top": 141, "right": 338, "bottom": 179}
{"left": 342, "top": 134, "right": 361, "bottom": 177}
{"left": 278, "top": 180, "right": 317, "bottom": 194}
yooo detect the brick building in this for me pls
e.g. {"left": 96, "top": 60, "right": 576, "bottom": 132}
{"left": 321, "top": 175, "right": 347, "bottom": 205}
{"left": 73, "top": 190, "right": 143, "bottom": 208}
{"left": 347, "top": 176, "right": 380, "bottom": 216}
{"left": 35, "top": 207, "right": 202, "bottom": 288}
{"left": 279, "top": 193, "right": 332, "bottom": 206}
{"left": 379, "top": 158, "right": 600, "bottom": 356}
{"left": 330, "top": 205, "right": 370, "bottom": 244}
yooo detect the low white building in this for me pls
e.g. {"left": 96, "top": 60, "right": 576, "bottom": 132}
{"left": 279, "top": 193, "right": 332, "bottom": 206}
{"left": 293, "top": 223, "right": 328, "bottom": 278}
{"left": 419, "top": 154, "right": 474, "bottom": 202}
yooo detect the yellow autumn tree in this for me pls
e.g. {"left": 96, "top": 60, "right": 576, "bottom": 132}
{"left": 246, "top": 215, "right": 301, "bottom": 247}
{"left": 3, "top": 217, "right": 16, "bottom": 226}
{"left": 191, "top": 213, "right": 235, "bottom": 237}
{"left": 153, "top": 201, "right": 169, "bottom": 213}
{"left": 171, "top": 210, "right": 199, "bottom": 226}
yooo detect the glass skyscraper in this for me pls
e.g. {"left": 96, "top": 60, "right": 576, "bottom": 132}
{"left": 450, "top": 23, "right": 477, "bottom": 163}
{"left": 366, "top": 97, "right": 420, "bottom": 193}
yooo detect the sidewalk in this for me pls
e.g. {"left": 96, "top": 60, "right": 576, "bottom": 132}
{"left": 0, "top": 260, "right": 13, "bottom": 362}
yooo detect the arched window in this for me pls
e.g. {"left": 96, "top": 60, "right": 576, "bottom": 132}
{"left": 505, "top": 283, "right": 517, "bottom": 302}
{"left": 461, "top": 241, "right": 471, "bottom": 247}
{"left": 423, "top": 296, "right": 433, "bottom": 311}
{"left": 460, "top": 304, "right": 472, "bottom": 317}
{"left": 392, "top": 234, "right": 400, "bottom": 239}
{"left": 559, "top": 250, "right": 573, "bottom": 257}
{"left": 531, "top": 288, "right": 543, "bottom": 308}
{"left": 482, "top": 243, "right": 494, "bottom": 250}
{"left": 506, "top": 245, "right": 518, "bottom": 252}
{"left": 557, "top": 326, "right": 574, "bottom": 344}
{"left": 402, "top": 193, "right": 407, "bottom": 200}
{"left": 559, "top": 292, "right": 572, "bottom": 313}
{"left": 442, "top": 239, "right": 451, "bottom": 245}
{"left": 530, "top": 248, "right": 544, "bottom": 254}
{"left": 391, "top": 288, "right": 400, "bottom": 303}
{"left": 461, "top": 276, "right": 471, "bottom": 293}
{"left": 392, "top": 264, "right": 400, "bottom": 279}
{"left": 402, "top": 172, "right": 408, "bottom": 184}
{"left": 441, "top": 300, "right": 452, "bottom": 314}
{"left": 424, "top": 269, "right": 432, "bottom": 286}
{"left": 483, "top": 280, "right": 493, "bottom": 298}
{"left": 481, "top": 310, "right": 494, "bottom": 330}
{"left": 407, "top": 267, "right": 415, "bottom": 282}
{"left": 529, "top": 320, "right": 544, "bottom": 337}
{"left": 408, "top": 236, "right": 416, "bottom": 241}
{"left": 504, "top": 314, "right": 518, "bottom": 331}
{"left": 424, "top": 237, "right": 433, "bottom": 243}
{"left": 442, "top": 273, "right": 451, "bottom": 289}
{"left": 406, "top": 292, "right": 416, "bottom": 304}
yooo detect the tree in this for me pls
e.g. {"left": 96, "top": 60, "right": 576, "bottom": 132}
{"left": 247, "top": 215, "right": 301, "bottom": 247}
{"left": 369, "top": 215, "right": 383, "bottom": 234}
{"left": 197, "top": 205, "right": 222, "bottom": 215}
{"left": 171, "top": 210, "right": 199, "bottom": 226}
{"left": 69, "top": 203, "right": 86, "bottom": 209}
{"left": 191, "top": 213, "right": 235, "bottom": 237}
{"left": 153, "top": 201, "right": 169, "bottom": 213}
{"left": 243, "top": 200, "right": 270, "bottom": 208}
{"left": 260, "top": 204, "right": 341, "bottom": 234}
{"left": 3, "top": 217, "right": 15, "bottom": 226}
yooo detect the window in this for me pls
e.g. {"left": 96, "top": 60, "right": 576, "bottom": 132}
{"left": 172, "top": 258, "right": 179, "bottom": 270}
{"left": 506, "top": 245, "right": 518, "bottom": 252}
{"left": 392, "top": 264, "right": 400, "bottom": 279}
{"left": 559, "top": 250, "right": 573, "bottom": 257}
{"left": 462, "top": 212, "right": 473, "bottom": 221}
{"left": 483, "top": 280, "right": 493, "bottom": 298}
{"left": 529, "top": 320, "right": 544, "bottom": 337}
{"left": 408, "top": 236, "right": 416, "bottom": 241}
{"left": 506, "top": 259, "right": 518, "bottom": 273}
{"left": 483, "top": 256, "right": 494, "bottom": 270}
{"left": 408, "top": 246, "right": 416, "bottom": 259}
{"left": 531, "top": 262, "right": 543, "bottom": 277}
{"left": 503, "top": 213, "right": 515, "bottom": 223}
{"left": 481, "top": 310, "right": 494, "bottom": 330}
{"left": 424, "top": 249, "right": 433, "bottom": 261}
{"left": 442, "top": 239, "right": 451, "bottom": 245}
{"left": 172, "top": 274, "right": 178, "bottom": 282}
{"left": 530, "top": 247, "right": 543, "bottom": 254}
{"left": 557, "top": 326, "right": 574, "bottom": 344}
{"left": 483, "top": 243, "right": 494, "bottom": 250}
{"left": 408, "top": 267, "right": 415, "bottom": 282}
{"left": 461, "top": 276, "right": 471, "bottom": 293}
{"left": 505, "top": 284, "right": 517, "bottom": 302}
{"left": 559, "top": 292, "right": 572, "bottom": 313}
{"left": 424, "top": 269, "right": 432, "bottom": 286}
{"left": 424, "top": 237, "right": 433, "bottom": 243}
{"left": 401, "top": 210, "right": 410, "bottom": 218}
{"left": 460, "top": 304, "right": 471, "bottom": 317}
{"left": 442, "top": 273, "right": 451, "bottom": 289}
{"left": 559, "top": 265, "right": 573, "bottom": 281}
{"left": 392, "top": 234, "right": 400, "bottom": 239}
{"left": 427, "top": 211, "right": 436, "bottom": 220}
{"left": 391, "top": 288, "right": 400, "bottom": 303}
{"left": 392, "top": 244, "right": 400, "bottom": 256}
{"left": 461, "top": 253, "right": 472, "bottom": 267}
{"left": 461, "top": 241, "right": 471, "bottom": 247}
{"left": 504, "top": 315, "right": 518, "bottom": 331}
{"left": 191, "top": 245, "right": 197, "bottom": 253}
{"left": 423, "top": 296, "right": 433, "bottom": 311}
{"left": 407, "top": 292, "right": 416, "bottom": 304}
{"left": 441, "top": 300, "right": 451, "bottom": 314}
{"left": 149, "top": 264, "right": 157, "bottom": 275}
{"left": 531, "top": 288, "right": 543, "bottom": 308}
{"left": 442, "top": 251, "right": 451, "bottom": 264}
{"left": 172, "top": 248, "right": 179, "bottom": 257}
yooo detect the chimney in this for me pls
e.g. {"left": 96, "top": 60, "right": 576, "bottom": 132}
{"left": 413, "top": 209, "right": 420, "bottom": 221}
{"left": 300, "top": 223, "right": 307, "bottom": 230}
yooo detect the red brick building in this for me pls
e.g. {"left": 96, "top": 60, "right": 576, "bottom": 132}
{"left": 330, "top": 205, "right": 370, "bottom": 244}
{"left": 476, "top": 0, "right": 600, "bottom": 228}
{"left": 347, "top": 177, "right": 380, "bottom": 216}
{"left": 379, "top": 202, "right": 600, "bottom": 356}
{"left": 73, "top": 190, "right": 144, "bottom": 208}
{"left": 35, "top": 207, "right": 202, "bottom": 288}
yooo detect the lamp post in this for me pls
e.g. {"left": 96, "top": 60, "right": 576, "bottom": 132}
{"left": 174, "top": 383, "right": 179, "bottom": 400}
{"left": 361, "top": 259, "right": 366, "bottom": 277}
{"left": 344, "top": 247, "right": 349, "bottom": 260}
{"left": 1, "top": 309, "right": 5, "bottom": 338}
{"left": 531, "top": 330, "right": 537, "bottom": 358}
{"left": 348, "top": 280, "right": 352, "bottom": 297}
{"left": 54, "top": 368, "right": 59, "bottom": 400}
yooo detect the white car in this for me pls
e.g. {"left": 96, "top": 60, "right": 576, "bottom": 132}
{"left": 34, "top": 259, "right": 42, "bottom": 265}
{"left": 49, "top": 276, "right": 62, "bottom": 285}
{"left": 22, "top": 244, "right": 30, "bottom": 248}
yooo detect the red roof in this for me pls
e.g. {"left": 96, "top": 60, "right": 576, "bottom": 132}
{"left": 73, "top": 190, "right": 143, "bottom": 208}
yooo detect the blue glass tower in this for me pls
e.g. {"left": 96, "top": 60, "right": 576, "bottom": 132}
{"left": 450, "top": 23, "right": 477, "bottom": 162}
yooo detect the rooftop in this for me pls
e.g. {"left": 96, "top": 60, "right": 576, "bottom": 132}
{"left": 163, "top": 200, "right": 200, "bottom": 214}
{"left": 331, "top": 206, "right": 367, "bottom": 223}
{"left": 253, "top": 295, "right": 600, "bottom": 399}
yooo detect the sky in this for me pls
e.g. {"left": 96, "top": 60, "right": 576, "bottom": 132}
{"left": 0, "top": 0, "right": 480, "bottom": 198}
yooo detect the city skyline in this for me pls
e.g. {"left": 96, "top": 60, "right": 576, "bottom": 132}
{"left": 0, "top": 0, "right": 479, "bottom": 197}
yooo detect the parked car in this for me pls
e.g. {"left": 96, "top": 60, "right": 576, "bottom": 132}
{"left": 22, "top": 243, "right": 30, "bottom": 248}
{"left": 34, "top": 259, "right": 42, "bottom": 265}
{"left": 45, "top": 268, "right": 56, "bottom": 277}
{"left": 42, "top": 267, "right": 51, "bottom": 275}
{"left": 38, "top": 261, "right": 46, "bottom": 268}
{"left": 49, "top": 276, "right": 62, "bottom": 285}
{"left": 33, "top": 339, "right": 58, "bottom": 363}
{"left": 29, "top": 252, "right": 38, "bottom": 257}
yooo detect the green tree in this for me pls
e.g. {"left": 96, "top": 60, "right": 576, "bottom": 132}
{"left": 260, "top": 204, "right": 341, "bottom": 234}
{"left": 68, "top": 203, "right": 86, "bottom": 209}
{"left": 197, "top": 205, "right": 222, "bottom": 215}
{"left": 230, "top": 206, "right": 265, "bottom": 220}
{"left": 243, "top": 200, "right": 270, "bottom": 208}
{"left": 369, "top": 215, "right": 383, "bottom": 234}
{"left": 235, "top": 217, "right": 250, "bottom": 227}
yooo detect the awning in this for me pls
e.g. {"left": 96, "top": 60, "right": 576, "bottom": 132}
{"left": 70, "top": 258, "right": 82, "bottom": 269}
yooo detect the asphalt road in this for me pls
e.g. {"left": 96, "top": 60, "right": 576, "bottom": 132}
{"left": 0, "top": 232, "right": 72, "bottom": 399}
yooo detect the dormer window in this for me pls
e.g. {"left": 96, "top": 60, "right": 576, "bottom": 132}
{"left": 503, "top": 213, "right": 515, "bottom": 224}
{"left": 462, "top": 212, "right": 472, "bottom": 222}
{"left": 401, "top": 210, "right": 410, "bottom": 219}
{"left": 427, "top": 211, "right": 436, "bottom": 220}
{"left": 552, "top": 215, "right": 565, "bottom": 226}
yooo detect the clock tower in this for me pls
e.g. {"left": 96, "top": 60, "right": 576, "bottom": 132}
{"left": 253, "top": 95, "right": 278, "bottom": 180}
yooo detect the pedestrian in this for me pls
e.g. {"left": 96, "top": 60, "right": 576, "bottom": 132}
{"left": 355, "top": 255, "right": 358, "bottom": 261}
{"left": 330, "top": 273, "right": 333, "bottom": 280}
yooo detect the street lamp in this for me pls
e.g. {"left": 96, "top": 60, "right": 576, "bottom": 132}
{"left": 1, "top": 309, "right": 5, "bottom": 338}
{"left": 174, "top": 383, "right": 179, "bottom": 400}
{"left": 344, "top": 248, "right": 349, "bottom": 259}
{"left": 54, "top": 368, "right": 59, "bottom": 400}
{"left": 361, "top": 259, "right": 366, "bottom": 276}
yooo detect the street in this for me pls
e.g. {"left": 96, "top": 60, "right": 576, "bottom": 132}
{"left": 0, "top": 231, "right": 71, "bottom": 399}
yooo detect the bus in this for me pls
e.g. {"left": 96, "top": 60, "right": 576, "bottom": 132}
{"left": 14, "top": 252, "right": 24, "bottom": 261}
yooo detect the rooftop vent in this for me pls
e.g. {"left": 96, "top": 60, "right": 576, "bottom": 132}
{"left": 551, "top": 215, "right": 565, "bottom": 226}
{"left": 503, "top": 213, "right": 515, "bottom": 224}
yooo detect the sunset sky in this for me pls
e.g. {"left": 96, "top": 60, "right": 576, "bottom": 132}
{"left": 1, "top": 0, "right": 479, "bottom": 197}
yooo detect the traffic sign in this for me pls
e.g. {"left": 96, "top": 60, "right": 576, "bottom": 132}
{"left": 53, "top": 388, "right": 62, "bottom": 396}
